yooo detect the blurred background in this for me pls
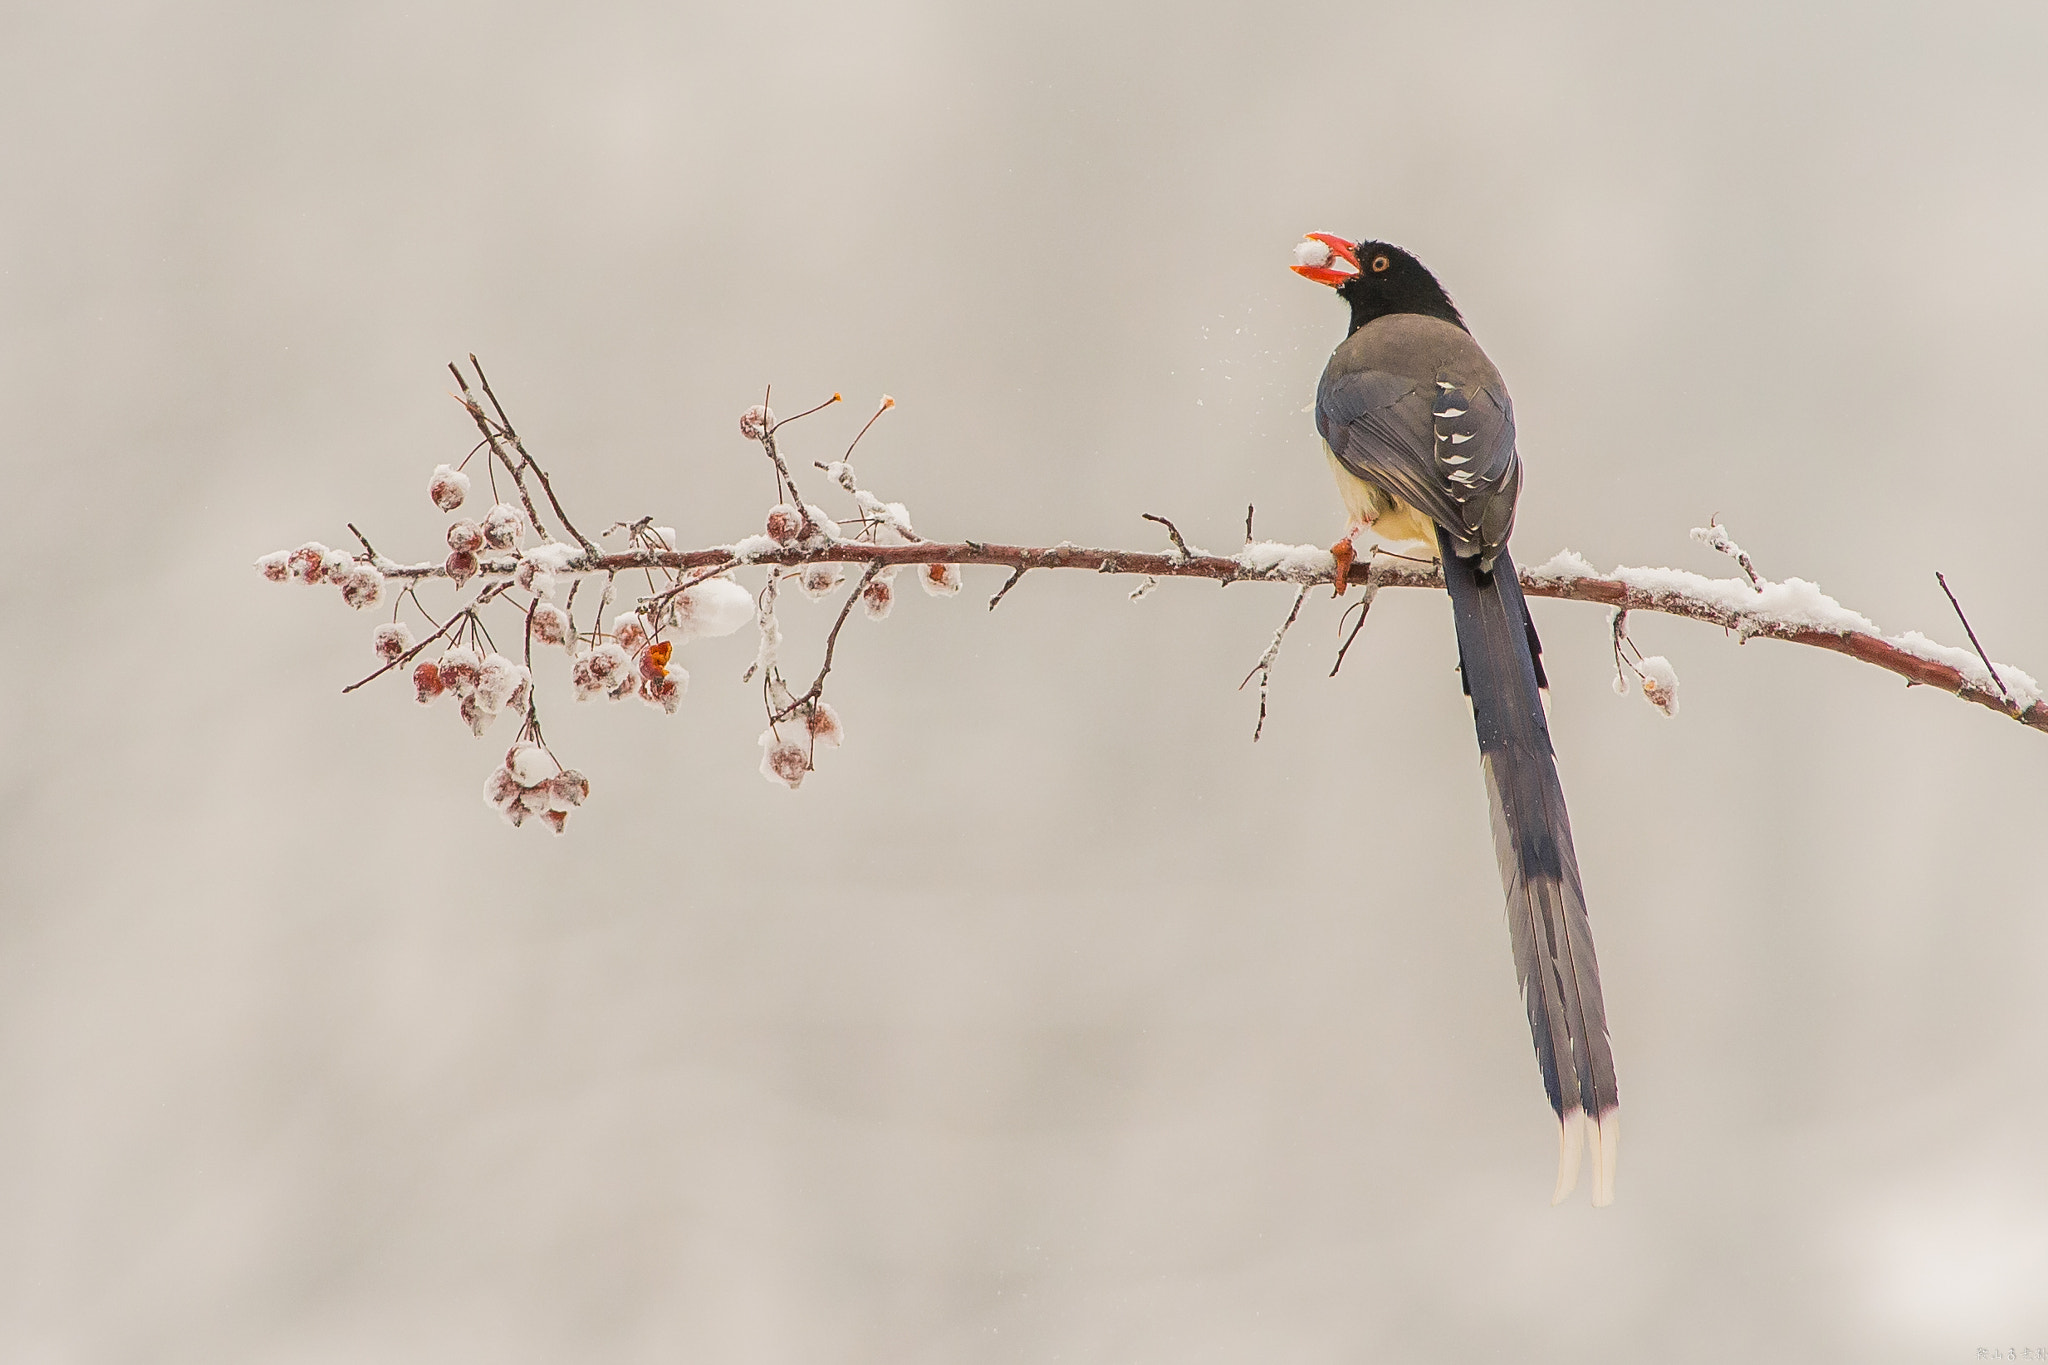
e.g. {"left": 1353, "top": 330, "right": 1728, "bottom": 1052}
{"left": 3, "top": 1, "right": 2045, "bottom": 1359}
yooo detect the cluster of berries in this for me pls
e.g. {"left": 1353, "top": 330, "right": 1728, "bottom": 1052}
{"left": 757, "top": 701, "right": 844, "bottom": 790}
{"left": 257, "top": 542, "right": 386, "bottom": 610}
{"left": 571, "top": 612, "right": 685, "bottom": 712}
{"left": 483, "top": 741, "right": 590, "bottom": 833}
{"left": 412, "top": 646, "right": 534, "bottom": 735}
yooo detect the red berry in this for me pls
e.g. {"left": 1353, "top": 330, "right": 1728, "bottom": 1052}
{"left": 531, "top": 603, "right": 571, "bottom": 648}
{"left": 372, "top": 622, "right": 414, "bottom": 661}
{"left": 446, "top": 520, "right": 484, "bottom": 554}
{"left": 429, "top": 464, "right": 470, "bottom": 512}
{"left": 481, "top": 503, "right": 525, "bottom": 550}
{"left": 413, "top": 661, "right": 445, "bottom": 703}
{"left": 640, "top": 673, "right": 682, "bottom": 713}
{"left": 445, "top": 549, "right": 479, "bottom": 586}
{"left": 546, "top": 770, "right": 590, "bottom": 809}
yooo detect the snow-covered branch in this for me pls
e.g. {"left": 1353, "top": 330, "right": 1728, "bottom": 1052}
{"left": 260, "top": 365, "right": 2045, "bottom": 831}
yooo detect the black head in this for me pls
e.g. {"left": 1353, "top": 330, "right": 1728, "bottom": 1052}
{"left": 1291, "top": 235, "right": 1466, "bottom": 336}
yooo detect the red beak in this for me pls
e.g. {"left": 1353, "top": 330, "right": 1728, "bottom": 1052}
{"left": 1291, "top": 232, "right": 1359, "bottom": 287}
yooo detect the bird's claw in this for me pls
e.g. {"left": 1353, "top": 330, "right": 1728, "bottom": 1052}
{"left": 1329, "top": 538, "right": 1356, "bottom": 597}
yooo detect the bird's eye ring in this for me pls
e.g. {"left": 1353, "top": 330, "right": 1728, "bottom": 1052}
{"left": 1371, "top": 255, "right": 1391, "bottom": 273}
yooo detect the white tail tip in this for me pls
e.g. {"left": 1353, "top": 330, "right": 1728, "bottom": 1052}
{"left": 1551, "top": 1108, "right": 1586, "bottom": 1204}
{"left": 1590, "top": 1107, "right": 1620, "bottom": 1207}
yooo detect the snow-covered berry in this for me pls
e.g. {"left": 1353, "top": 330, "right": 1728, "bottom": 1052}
{"left": 413, "top": 661, "right": 445, "bottom": 703}
{"left": 460, "top": 692, "right": 496, "bottom": 736}
{"left": 446, "top": 519, "right": 484, "bottom": 554}
{"left": 765, "top": 504, "right": 803, "bottom": 543}
{"left": 571, "top": 642, "right": 632, "bottom": 700}
{"left": 611, "top": 612, "right": 648, "bottom": 654}
{"left": 483, "top": 764, "right": 520, "bottom": 808}
{"left": 531, "top": 602, "right": 572, "bottom": 648}
{"left": 437, "top": 646, "right": 482, "bottom": 696}
{"left": 337, "top": 563, "right": 385, "bottom": 610}
{"left": 506, "top": 742, "right": 553, "bottom": 787}
{"left": 430, "top": 464, "right": 471, "bottom": 512}
{"left": 1637, "top": 656, "right": 1680, "bottom": 717}
{"left": 513, "top": 556, "right": 554, "bottom": 600}
{"left": 546, "top": 769, "right": 590, "bottom": 810}
{"left": 287, "top": 542, "right": 332, "bottom": 584}
{"left": 919, "top": 562, "right": 962, "bottom": 597}
{"left": 445, "top": 549, "right": 479, "bottom": 586}
{"left": 372, "top": 622, "right": 414, "bottom": 661}
{"left": 499, "top": 798, "right": 528, "bottom": 828}
{"left": 480, "top": 503, "right": 526, "bottom": 550}
{"left": 673, "top": 578, "right": 756, "bottom": 640}
{"left": 475, "top": 653, "right": 524, "bottom": 712}
{"left": 758, "top": 728, "right": 810, "bottom": 789}
{"left": 540, "top": 809, "right": 569, "bottom": 834}
{"left": 806, "top": 700, "right": 844, "bottom": 748}
{"left": 641, "top": 672, "right": 684, "bottom": 713}
{"left": 739, "top": 404, "right": 773, "bottom": 440}
{"left": 257, "top": 551, "right": 290, "bottom": 582}
{"left": 861, "top": 575, "right": 894, "bottom": 620}
{"left": 800, "top": 566, "right": 843, "bottom": 600}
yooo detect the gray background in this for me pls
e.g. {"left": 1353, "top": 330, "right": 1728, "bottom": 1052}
{"left": 4, "top": 1, "right": 2045, "bottom": 1360}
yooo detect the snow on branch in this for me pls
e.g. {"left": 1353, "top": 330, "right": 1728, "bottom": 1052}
{"left": 260, "top": 362, "right": 2047, "bottom": 830}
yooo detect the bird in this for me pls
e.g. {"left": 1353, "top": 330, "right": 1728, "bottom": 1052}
{"left": 1292, "top": 233, "right": 1619, "bottom": 1206}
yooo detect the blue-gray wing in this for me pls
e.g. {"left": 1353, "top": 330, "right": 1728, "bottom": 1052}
{"left": 1316, "top": 366, "right": 1521, "bottom": 567}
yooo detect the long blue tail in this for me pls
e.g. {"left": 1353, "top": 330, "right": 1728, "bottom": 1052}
{"left": 1439, "top": 528, "right": 1620, "bottom": 1205}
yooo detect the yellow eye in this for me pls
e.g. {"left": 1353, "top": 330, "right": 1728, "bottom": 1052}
{"left": 1371, "top": 255, "right": 1391, "bottom": 273}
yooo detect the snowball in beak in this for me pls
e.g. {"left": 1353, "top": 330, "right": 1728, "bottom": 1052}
{"left": 1290, "top": 233, "right": 1359, "bottom": 287}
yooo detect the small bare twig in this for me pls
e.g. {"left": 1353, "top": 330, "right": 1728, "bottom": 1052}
{"left": 1936, "top": 571, "right": 2014, "bottom": 709}
{"left": 449, "top": 362, "right": 554, "bottom": 548}
{"left": 1244, "top": 504, "right": 1255, "bottom": 544}
{"left": 468, "top": 355, "right": 601, "bottom": 557}
{"left": 1239, "top": 585, "right": 1311, "bottom": 742}
{"left": 987, "top": 566, "right": 1028, "bottom": 612}
{"left": 347, "top": 523, "right": 381, "bottom": 561}
{"left": 1141, "top": 513, "right": 1193, "bottom": 561}
{"left": 1329, "top": 571, "right": 1381, "bottom": 678}
{"left": 771, "top": 563, "right": 882, "bottom": 723}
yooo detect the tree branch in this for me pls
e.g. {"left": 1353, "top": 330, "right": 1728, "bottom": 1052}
{"left": 343, "top": 538, "right": 2045, "bottom": 734}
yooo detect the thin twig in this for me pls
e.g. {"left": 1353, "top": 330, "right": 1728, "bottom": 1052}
{"left": 771, "top": 563, "right": 882, "bottom": 723}
{"left": 1692, "top": 518, "right": 1762, "bottom": 591}
{"left": 987, "top": 566, "right": 1028, "bottom": 612}
{"left": 1936, "top": 571, "right": 2014, "bottom": 708}
{"left": 468, "top": 355, "right": 601, "bottom": 557}
{"left": 1141, "top": 513, "right": 1193, "bottom": 561}
{"left": 1329, "top": 574, "right": 1381, "bottom": 678}
{"left": 341, "top": 583, "right": 508, "bottom": 694}
{"left": 1239, "top": 585, "right": 1311, "bottom": 742}
{"left": 347, "top": 523, "right": 381, "bottom": 561}
{"left": 449, "top": 361, "right": 553, "bottom": 547}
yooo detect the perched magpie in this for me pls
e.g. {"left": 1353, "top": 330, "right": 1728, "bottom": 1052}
{"left": 1293, "top": 235, "right": 1619, "bottom": 1206}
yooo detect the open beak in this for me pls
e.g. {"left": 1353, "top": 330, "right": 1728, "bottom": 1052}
{"left": 1290, "top": 232, "right": 1359, "bottom": 287}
